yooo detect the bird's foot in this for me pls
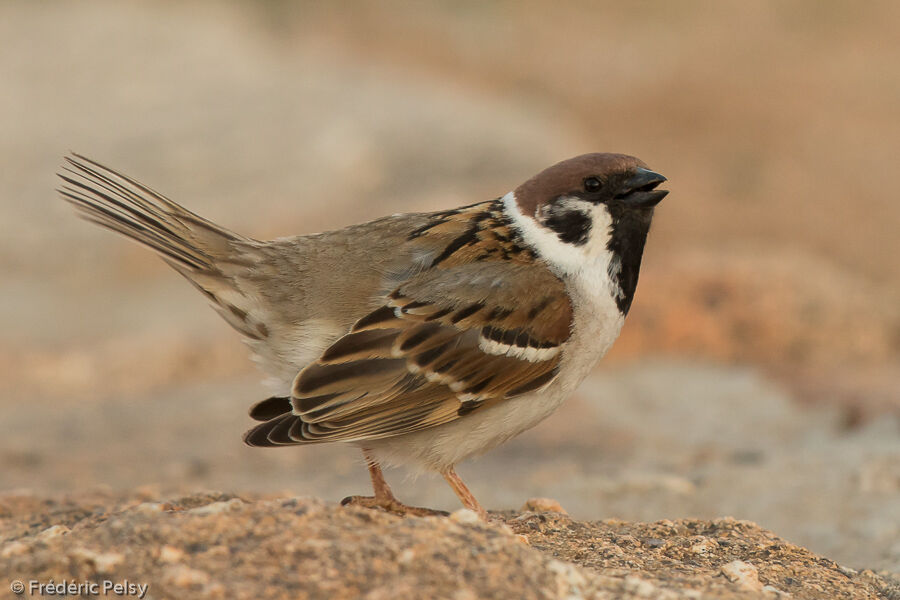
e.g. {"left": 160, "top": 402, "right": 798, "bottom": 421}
{"left": 340, "top": 495, "right": 449, "bottom": 518}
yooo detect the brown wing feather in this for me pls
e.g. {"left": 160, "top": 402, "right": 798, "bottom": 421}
{"left": 244, "top": 202, "right": 573, "bottom": 447}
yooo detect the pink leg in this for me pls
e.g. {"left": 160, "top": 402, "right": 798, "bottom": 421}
{"left": 442, "top": 467, "right": 488, "bottom": 520}
{"left": 341, "top": 449, "right": 448, "bottom": 517}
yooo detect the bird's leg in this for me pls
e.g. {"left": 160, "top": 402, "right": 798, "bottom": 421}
{"left": 442, "top": 467, "right": 488, "bottom": 520}
{"left": 341, "top": 449, "right": 448, "bottom": 517}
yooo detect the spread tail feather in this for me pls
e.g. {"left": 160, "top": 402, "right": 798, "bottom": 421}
{"left": 58, "top": 153, "right": 270, "bottom": 341}
{"left": 58, "top": 153, "right": 247, "bottom": 271}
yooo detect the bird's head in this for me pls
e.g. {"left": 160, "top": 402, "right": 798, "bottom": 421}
{"left": 503, "top": 153, "right": 668, "bottom": 312}
{"left": 512, "top": 152, "right": 666, "bottom": 241}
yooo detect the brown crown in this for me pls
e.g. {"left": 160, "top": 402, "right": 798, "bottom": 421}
{"left": 513, "top": 153, "right": 649, "bottom": 216}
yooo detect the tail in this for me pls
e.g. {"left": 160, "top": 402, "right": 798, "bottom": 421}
{"left": 58, "top": 153, "right": 270, "bottom": 341}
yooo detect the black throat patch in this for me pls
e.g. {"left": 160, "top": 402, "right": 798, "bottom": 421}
{"left": 604, "top": 204, "right": 654, "bottom": 315}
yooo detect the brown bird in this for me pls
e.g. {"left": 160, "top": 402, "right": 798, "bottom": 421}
{"left": 59, "top": 152, "right": 667, "bottom": 518}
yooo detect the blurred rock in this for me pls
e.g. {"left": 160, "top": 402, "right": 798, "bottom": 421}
{"left": 2, "top": 492, "right": 897, "bottom": 600}
{"left": 611, "top": 248, "right": 900, "bottom": 413}
{"left": 521, "top": 497, "right": 568, "bottom": 514}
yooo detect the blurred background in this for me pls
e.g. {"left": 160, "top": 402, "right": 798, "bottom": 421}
{"left": 1, "top": 0, "right": 897, "bottom": 573}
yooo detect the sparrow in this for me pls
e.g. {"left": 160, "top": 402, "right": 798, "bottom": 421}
{"left": 59, "top": 152, "right": 668, "bottom": 519}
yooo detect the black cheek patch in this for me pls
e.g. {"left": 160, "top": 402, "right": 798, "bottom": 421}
{"left": 542, "top": 205, "right": 591, "bottom": 246}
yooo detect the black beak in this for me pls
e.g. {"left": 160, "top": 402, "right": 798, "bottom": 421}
{"left": 616, "top": 167, "right": 668, "bottom": 208}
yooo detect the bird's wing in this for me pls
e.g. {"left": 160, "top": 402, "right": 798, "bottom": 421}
{"left": 244, "top": 259, "right": 572, "bottom": 446}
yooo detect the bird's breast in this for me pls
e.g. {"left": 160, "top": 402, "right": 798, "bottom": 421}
{"left": 555, "top": 262, "right": 628, "bottom": 388}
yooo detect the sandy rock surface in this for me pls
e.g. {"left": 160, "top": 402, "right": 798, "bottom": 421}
{"left": 4, "top": 365, "right": 897, "bottom": 574}
{"left": 2, "top": 492, "right": 898, "bottom": 600}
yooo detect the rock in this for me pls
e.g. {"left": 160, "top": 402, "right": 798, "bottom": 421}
{"left": 158, "top": 545, "right": 185, "bottom": 563}
{"left": 689, "top": 537, "right": 719, "bottom": 555}
{"left": 0, "top": 491, "right": 896, "bottom": 600}
{"left": 36, "top": 524, "right": 69, "bottom": 540}
{"left": 0, "top": 541, "right": 29, "bottom": 558}
{"left": 162, "top": 565, "right": 211, "bottom": 588}
{"left": 68, "top": 546, "right": 125, "bottom": 574}
{"left": 623, "top": 574, "right": 664, "bottom": 597}
{"left": 131, "top": 502, "right": 167, "bottom": 515}
{"left": 448, "top": 508, "right": 481, "bottom": 525}
{"left": 762, "top": 584, "right": 792, "bottom": 598}
{"left": 521, "top": 497, "right": 568, "bottom": 514}
{"left": 720, "top": 560, "right": 762, "bottom": 591}
{"left": 187, "top": 498, "right": 246, "bottom": 516}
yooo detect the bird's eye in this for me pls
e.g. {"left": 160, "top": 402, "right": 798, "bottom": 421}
{"left": 583, "top": 177, "right": 602, "bottom": 193}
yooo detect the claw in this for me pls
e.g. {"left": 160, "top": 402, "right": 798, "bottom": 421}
{"left": 352, "top": 449, "right": 485, "bottom": 520}
{"left": 341, "top": 494, "right": 449, "bottom": 517}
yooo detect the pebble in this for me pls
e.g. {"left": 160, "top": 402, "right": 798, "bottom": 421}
{"left": 452, "top": 589, "right": 478, "bottom": 600}
{"left": 131, "top": 502, "right": 166, "bottom": 515}
{"left": 1, "top": 541, "right": 29, "bottom": 558}
{"left": 689, "top": 538, "right": 719, "bottom": 554}
{"left": 520, "top": 497, "right": 567, "bottom": 514}
{"left": 449, "top": 508, "right": 481, "bottom": 525}
{"left": 37, "top": 525, "right": 69, "bottom": 540}
{"left": 188, "top": 498, "right": 246, "bottom": 516}
{"left": 159, "top": 544, "right": 185, "bottom": 563}
{"left": 163, "top": 565, "right": 211, "bottom": 588}
{"left": 721, "top": 560, "right": 762, "bottom": 591}
{"left": 623, "top": 575, "right": 660, "bottom": 598}
{"left": 762, "top": 584, "right": 792, "bottom": 597}
{"left": 548, "top": 559, "right": 589, "bottom": 597}
{"left": 69, "top": 547, "right": 125, "bottom": 574}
